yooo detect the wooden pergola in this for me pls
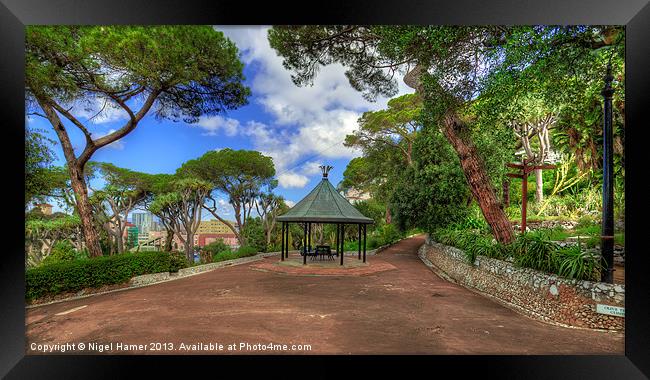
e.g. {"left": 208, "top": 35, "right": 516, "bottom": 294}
{"left": 276, "top": 165, "right": 374, "bottom": 265}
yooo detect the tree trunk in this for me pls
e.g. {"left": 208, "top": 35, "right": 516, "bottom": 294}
{"left": 69, "top": 164, "right": 104, "bottom": 257}
{"left": 502, "top": 179, "right": 510, "bottom": 208}
{"left": 37, "top": 98, "right": 104, "bottom": 258}
{"left": 441, "top": 111, "right": 515, "bottom": 244}
{"left": 265, "top": 223, "right": 274, "bottom": 249}
{"left": 164, "top": 228, "right": 174, "bottom": 252}
{"left": 116, "top": 234, "right": 124, "bottom": 253}
{"left": 534, "top": 169, "right": 544, "bottom": 203}
{"left": 184, "top": 231, "right": 194, "bottom": 261}
{"left": 403, "top": 63, "right": 514, "bottom": 243}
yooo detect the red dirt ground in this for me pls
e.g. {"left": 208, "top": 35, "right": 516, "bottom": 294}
{"left": 25, "top": 235, "right": 624, "bottom": 355}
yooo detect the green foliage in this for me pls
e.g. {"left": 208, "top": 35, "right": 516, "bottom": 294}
{"left": 352, "top": 199, "right": 387, "bottom": 233}
{"left": 25, "top": 215, "right": 83, "bottom": 263}
{"left": 168, "top": 253, "right": 188, "bottom": 272}
{"left": 203, "top": 239, "right": 231, "bottom": 257}
{"left": 357, "top": 223, "right": 415, "bottom": 250}
{"left": 344, "top": 93, "right": 422, "bottom": 170}
{"left": 26, "top": 25, "right": 250, "bottom": 122}
{"left": 432, "top": 227, "right": 602, "bottom": 281}
{"left": 212, "top": 246, "right": 259, "bottom": 263}
{"left": 556, "top": 244, "right": 602, "bottom": 281}
{"left": 241, "top": 217, "right": 265, "bottom": 252}
{"left": 432, "top": 228, "right": 501, "bottom": 263}
{"left": 177, "top": 148, "right": 275, "bottom": 191}
{"left": 391, "top": 127, "right": 470, "bottom": 232}
{"left": 510, "top": 230, "right": 560, "bottom": 273}
{"left": 269, "top": 25, "right": 625, "bottom": 245}
{"left": 40, "top": 240, "right": 87, "bottom": 265}
{"left": 338, "top": 157, "right": 374, "bottom": 194}
{"left": 26, "top": 251, "right": 190, "bottom": 301}
{"left": 376, "top": 224, "right": 401, "bottom": 245}
{"left": 25, "top": 128, "right": 58, "bottom": 206}
{"left": 453, "top": 206, "right": 491, "bottom": 232}
{"left": 177, "top": 148, "right": 276, "bottom": 247}
{"left": 236, "top": 246, "right": 258, "bottom": 256}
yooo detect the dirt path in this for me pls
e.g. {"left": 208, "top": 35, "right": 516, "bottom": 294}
{"left": 25, "top": 235, "right": 624, "bottom": 355}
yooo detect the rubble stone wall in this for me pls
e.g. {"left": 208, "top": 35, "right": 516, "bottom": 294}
{"left": 419, "top": 237, "right": 624, "bottom": 331}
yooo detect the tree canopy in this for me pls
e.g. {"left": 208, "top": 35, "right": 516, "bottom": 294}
{"left": 26, "top": 25, "right": 252, "bottom": 257}
{"left": 177, "top": 148, "right": 276, "bottom": 246}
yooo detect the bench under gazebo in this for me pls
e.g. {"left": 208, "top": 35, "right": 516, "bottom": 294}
{"left": 277, "top": 165, "right": 374, "bottom": 265}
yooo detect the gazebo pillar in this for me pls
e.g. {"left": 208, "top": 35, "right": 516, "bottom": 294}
{"left": 308, "top": 222, "right": 312, "bottom": 253}
{"left": 285, "top": 222, "right": 290, "bottom": 258}
{"left": 280, "top": 222, "right": 285, "bottom": 261}
{"left": 358, "top": 224, "right": 361, "bottom": 260}
{"left": 303, "top": 222, "right": 307, "bottom": 265}
{"left": 340, "top": 223, "right": 345, "bottom": 266}
{"left": 303, "top": 222, "right": 306, "bottom": 253}
{"left": 363, "top": 224, "right": 367, "bottom": 263}
{"left": 335, "top": 224, "right": 339, "bottom": 257}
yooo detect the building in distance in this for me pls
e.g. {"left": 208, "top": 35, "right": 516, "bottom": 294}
{"left": 34, "top": 203, "right": 53, "bottom": 216}
{"left": 343, "top": 188, "right": 371, "bottom": 204}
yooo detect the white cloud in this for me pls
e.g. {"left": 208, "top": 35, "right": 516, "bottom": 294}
{"left": 194, "top": 115, "right": 240, "bottom": 137}
{"left": 284, "top": 200, "right": 296, "bottom": 208}
{"left": 216, "top": 26, "right": 414, "bottom": 189}
{"left": 302, "top": 161, "right": 323, "bottom": 176}
{"left": 277, "top": 172, "right": 309, "bottom": 189}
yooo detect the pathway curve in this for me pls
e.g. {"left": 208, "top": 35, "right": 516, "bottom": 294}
{"left": 26, "top": 235, "right": 624, "bottom": 354}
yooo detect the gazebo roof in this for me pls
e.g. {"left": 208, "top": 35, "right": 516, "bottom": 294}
{"left": 277, "top": 166, "right": 374, "bottom": 224}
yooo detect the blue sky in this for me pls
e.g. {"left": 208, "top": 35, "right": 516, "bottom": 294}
{"left": 27, "top": 26, "right": 412, "bottom": 221}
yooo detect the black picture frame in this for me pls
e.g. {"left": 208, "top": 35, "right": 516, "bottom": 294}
{"left": 2, "top": 0, "right": 649, "bottom": 378}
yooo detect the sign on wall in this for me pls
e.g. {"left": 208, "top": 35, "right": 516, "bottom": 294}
{"left": 596, "top": 304, "right": 625, "bottom": 317}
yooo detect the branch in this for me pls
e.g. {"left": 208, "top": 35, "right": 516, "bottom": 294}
{"left": 77, "top": 89, "right": 161, "bottom": 167}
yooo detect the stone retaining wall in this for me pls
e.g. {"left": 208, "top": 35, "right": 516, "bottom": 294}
{"left": 129, "top": 272, "right": 171, "bottom": 286}
{"left": 419, "top": 237, "right": 624, "bottom": 331}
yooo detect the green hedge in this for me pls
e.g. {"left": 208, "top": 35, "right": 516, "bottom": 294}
{"left": 212, "top": 246, "right": 259, "bottom": 263}
{"left": 26, "top": 251, "right": 188, "bottom": 301}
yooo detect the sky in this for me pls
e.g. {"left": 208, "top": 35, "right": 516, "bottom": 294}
{"left": 27, "top": 26, "right": 413, "bottom": 221}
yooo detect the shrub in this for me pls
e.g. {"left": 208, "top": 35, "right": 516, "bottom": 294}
{"left": 169, "top": 252, "right": 188, "bottom": 273}
{"left": 211, "top": 245, "right": 259, "bottom": 263}
{"left": 241, "top": 217, "right": 265, "bottom": 252}
{"left": 510, "top": 231, "right": 561, "bottom": 273}
{"left": 203, "top": 239, "right": 231, "bottom": 261}
{"left": 555, "top": 243, "right": 602, "bottom": 281}
{"left": 236, "top": 246, "right": 258, "bottom": 257}
{"left": 366, "top": 236, "right": 380, "bottom": 250}
{"left": 378, "top": 224, "right": 401, "bottom": 245}
{"left": 26, "top": 251, "right": 189, "bottom": 301}
{"left": 41, "top": 240, "right": 78, "bottom": 265}
{"left": 432, "top": 225, "right": 603, "bottom": 281}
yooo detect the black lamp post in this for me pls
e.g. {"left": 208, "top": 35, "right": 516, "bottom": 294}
{"left": 601, "top": 63, "right": 615, "bottom": 283}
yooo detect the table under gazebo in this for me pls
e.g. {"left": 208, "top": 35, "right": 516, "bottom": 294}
{"left": 277, "top": 165, "right": 374, "bottom": 265}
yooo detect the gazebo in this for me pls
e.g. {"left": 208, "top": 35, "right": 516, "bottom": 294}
{"left": 277, "top": 165, "right": 374, "bottom": 265}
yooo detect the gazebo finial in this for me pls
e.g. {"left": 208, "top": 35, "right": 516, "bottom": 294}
{"left": 319, "top": 165, "right": 333, "bottom": 179}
